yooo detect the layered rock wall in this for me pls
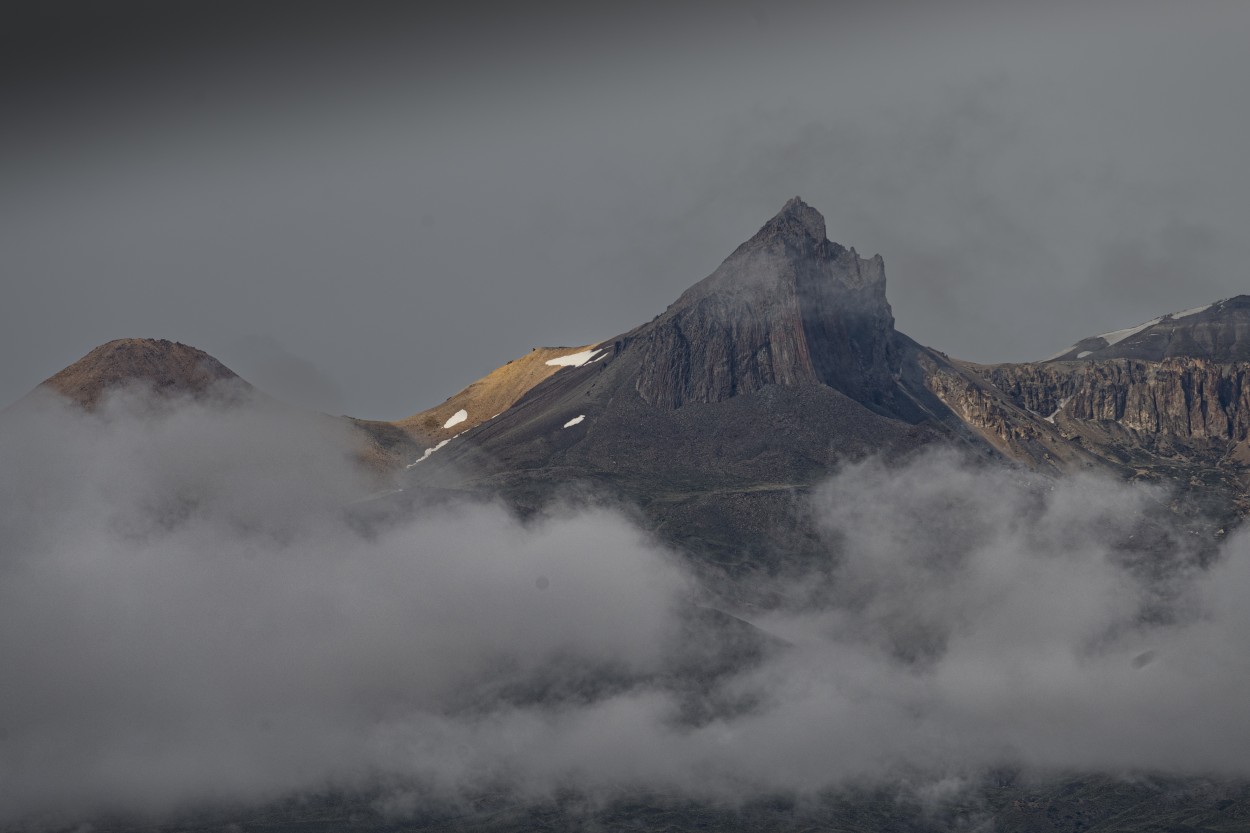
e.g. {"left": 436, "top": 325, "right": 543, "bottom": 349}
{"left": 984, "top": 359, "right": 1250, "bottom": 441}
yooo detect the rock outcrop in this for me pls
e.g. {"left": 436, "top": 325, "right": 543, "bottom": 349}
{"left": 967, "top": 353, "right": 1250, "bottom": 518}
{"left": 985, "top": 358, "right": 1250, "bottom": 441}
{"left": 917, "top": 353, "right": 1101, "bottom": 474}
{"left": 633, "top": 198, "right": 909, "bottom": 418}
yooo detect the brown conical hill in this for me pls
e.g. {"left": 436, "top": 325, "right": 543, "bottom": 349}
{"left": 40, "top": 338, "right": 248, "bottom": 410}
{"left": 31, "top": 338, "right": 423, "bottom": 481}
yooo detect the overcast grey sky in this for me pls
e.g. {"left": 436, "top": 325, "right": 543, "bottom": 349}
{"left": 3, "top": 1, "right": 1249, "bottom": 418}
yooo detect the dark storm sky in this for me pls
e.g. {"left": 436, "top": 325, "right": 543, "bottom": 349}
{"left": 3, "top": 1, "right": 1248, "bottom": 419}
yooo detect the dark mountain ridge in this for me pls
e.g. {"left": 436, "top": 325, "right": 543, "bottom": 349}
{"left": 1045, "top": 295, "right": 1250, "bottom": 363}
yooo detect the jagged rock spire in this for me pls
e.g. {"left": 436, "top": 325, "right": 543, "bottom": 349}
{"left": 754, "top": 196, "right": 828, "bottom": 244}
{"left": 634, "top": 198, "right": 908, "bottom": 416}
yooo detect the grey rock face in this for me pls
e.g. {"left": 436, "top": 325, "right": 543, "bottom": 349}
{"left": 988, "top": 358, "right": 1250, "bottom": 442}
{"left": 633, "top": 198, "right": 904, "bottom": 416}
{"left": 990, "top": 298, "right": 1250, "bottom": 454}
{"left": 962, "top": 356, "right": 1250, "bottom": 520}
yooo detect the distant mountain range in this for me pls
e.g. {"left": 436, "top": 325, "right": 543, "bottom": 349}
{"left": 13, "top": 198, "right": 1250, "bottom": 831}
{"left": 20, "top": 197, "right": 1250, "bottom": 555}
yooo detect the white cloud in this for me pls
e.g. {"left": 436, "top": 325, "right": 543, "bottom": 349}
{"left": 1, "top": 396, "right": 1248, "bottom": 825}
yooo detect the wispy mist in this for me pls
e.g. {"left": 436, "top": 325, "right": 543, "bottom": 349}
{"left": 1, "top": 391, "right": 1248, "bottom": 824}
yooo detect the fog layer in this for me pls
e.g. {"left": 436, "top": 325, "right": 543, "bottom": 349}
{"left": 1, "top": 391, "right": 1248, "bottom": 823}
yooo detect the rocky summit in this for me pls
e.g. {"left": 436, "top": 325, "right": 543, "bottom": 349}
{"left": 634, "top": 197, "right": 905, "bottom": 415}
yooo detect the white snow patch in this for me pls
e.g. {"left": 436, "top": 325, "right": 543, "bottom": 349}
{"left": 563, "top": 415, "right": 586, "bottom": 428}
{"left": 545, "top": 348, "right": 602, "bottom": 368}
{"left": 1044, "top": 397, "right": 1071, "bottom": 424}
{"left": 1076, "top": 351, "right": 1092, "bottom": 359}
{"left": 1170, "top": 303, "right": 1213, "bottom": 319}
{"left": 443, "top": 409, "right": 468, "bottom": 429}
{"left": 1099, "top": 317, "right": 1161, "bottom": 347}
{"left": 406, "top": 439, "right": 451, "bottom": 468}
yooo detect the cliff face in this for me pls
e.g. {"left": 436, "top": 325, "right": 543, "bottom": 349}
{"left": 906, "top": 350, "right": 1100, "bottom": 475}
{"left": 957, "top": 357, "right": 1250, "bottom": 519}
{"left": 984, "top": 359, "right": 1250, "bottom": 443}
{"left": 633, "top": 198, "right": 905, "bottom": 417}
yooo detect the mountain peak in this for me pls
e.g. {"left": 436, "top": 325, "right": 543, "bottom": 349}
{"left": 677, "top": 198, "right": 859, "bottom": 307}
{"left": 39, "top": 338, "right": 246, "bottom": 410}
{"left": 773, "top": 196, "right": 827, "bottom": 240}
{"left": 740, "top": 196, "right": 833, "bottom": 254}
{"left": 631, "top": 199, "right": 909, "bottom": 415}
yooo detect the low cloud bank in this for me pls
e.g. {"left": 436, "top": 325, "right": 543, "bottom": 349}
{"left": 1, "top": 390, "right": 1248, "bottom": 823}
